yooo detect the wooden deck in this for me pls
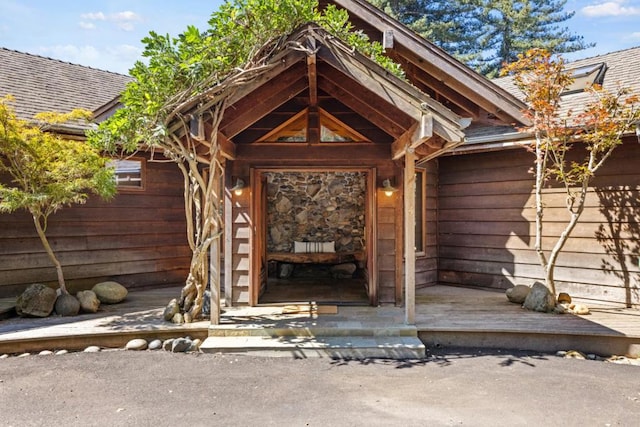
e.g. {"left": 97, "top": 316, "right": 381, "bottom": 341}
{"left": 1, "top": 285, "right": 639, "bottom": 357}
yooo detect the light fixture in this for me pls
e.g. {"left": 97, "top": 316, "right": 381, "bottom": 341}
{"left": 231, "top": 178, "right": 245, "bottom": 196}
{"left": 635, "top": 122, "right": 640, "bottom": 143}
{"left": 381, "top": 179, "right": 398, "bottom": 197}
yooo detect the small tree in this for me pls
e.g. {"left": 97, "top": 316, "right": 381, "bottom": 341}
{"left": 0, "top": 95, "right": 116, "bottom": 294}
{"left": 502, "top": 49, "right": 640, "bottom": 296}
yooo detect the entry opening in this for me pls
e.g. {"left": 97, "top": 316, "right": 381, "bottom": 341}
{"left": 259, "top": 171, "right": 369, "bottom": 305}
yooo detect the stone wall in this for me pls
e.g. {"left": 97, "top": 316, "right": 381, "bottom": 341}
{"left": 265, "top": 171, "right": 366, "bottom": 253}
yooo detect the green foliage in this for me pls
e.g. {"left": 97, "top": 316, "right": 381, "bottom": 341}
{"left": 367, "top": 0, "right": 592, "bottom": 77}
{"left": 88, "top": 0, "right": 402, "bottom": 153}
{"left": 0, "top": 95, "right": 116, "bottom": 221}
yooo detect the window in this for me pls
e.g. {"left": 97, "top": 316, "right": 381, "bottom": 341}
{"left": 108, "top": 158, "right": 145, "bottom": 190}
{"left": 257, "top": 108, "right": 369, "bottom": 143}
{"left": 415, "top": 168, "right": 426, "bottom": 254}
{"left": 562, "top": 62, "right": 607, "bottom": 95}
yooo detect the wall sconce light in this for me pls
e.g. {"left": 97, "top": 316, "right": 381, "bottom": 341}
{"left": 381, "top": 179, "right": 398, "bottom": 197}
{"left": 635, "top": 122, "right": 640, "bottom": 143}
{"left": 231, "top": 178, "right": 245, "bottom": 196}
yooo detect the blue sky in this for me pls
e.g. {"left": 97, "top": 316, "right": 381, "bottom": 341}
{"left": 1, "top": 0, "right": 639, "bottom": 75}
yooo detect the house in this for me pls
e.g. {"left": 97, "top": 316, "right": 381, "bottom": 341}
{"left": 0, "top": 48, "right": 191, "bottom": 296}
{"left": 1, "top": 0, "right": 638, "bottom": 319}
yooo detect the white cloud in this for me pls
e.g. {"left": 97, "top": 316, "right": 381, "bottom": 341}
{"left": 112, "top": 11, "right": 141, "bottom": 22}
{"left": 80, "top": 12, "right": 106, "bottom": 21}
{"left": 79, "top": 21, "right": 96, "bottom": 30}
{"left": 79, "top": 10, "right": 142, "bottom": 32}
{"left": 107, "top": 44, "right": 142, "bottom": 61}
{"left": 581, "top": 1, "right": 640, "bottom": 17}
{"left": 629, "top": 31, "right": 640, "bottom": 40}
{"left": 39, "top": 45, "right": 101, "bottom": 64}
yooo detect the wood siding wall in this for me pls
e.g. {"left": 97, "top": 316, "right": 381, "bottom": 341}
{"left": 416, "top": 161, "right": 439, "bottom": 288}
{"left": 0, "top": 157, "right": 190, "bottom": 297}
{"left": 437, "top": 139, "right": 640, "bottom": 307}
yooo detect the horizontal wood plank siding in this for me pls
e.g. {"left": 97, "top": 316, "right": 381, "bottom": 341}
{"left": 437, "top": 139, "right": 640, "bottom": 307}
{"left": 416, "top": 161, "right": 438, "bottom": 288}
{"left": 0, "top": 157, "right": 190, "bottom": 296}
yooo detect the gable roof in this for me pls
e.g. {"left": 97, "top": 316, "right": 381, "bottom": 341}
{"left": 321, "top": 0, "right": 529, "bottom": 126}
{"left": 174, "top": 23, "right": 471, "bottom": 162}
{"left": 0, "top": 47, "right": 131, "bottom": 133}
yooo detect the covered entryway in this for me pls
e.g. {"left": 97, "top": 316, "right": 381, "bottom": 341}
{"left": 254, "top": 168, "right": 376, "bottom": 306}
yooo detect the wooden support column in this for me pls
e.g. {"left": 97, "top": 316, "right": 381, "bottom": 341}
{"left": 209, "top": 163, "right": 223, "bottom": 324}
{"left": 404, "top": 149, "right": 416, "bottom": 325}
{"left": 223, "top": 166, "right": 233, "bottom": 307}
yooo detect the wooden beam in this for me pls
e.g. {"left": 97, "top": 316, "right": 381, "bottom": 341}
{"left": 307, "top": 53, "right": 318, "bottom": 107}
{"left": 391, "top": 113, "right": 433, "bottom": 160}
{"left": 221, "top": 75, "right": 308, "bottom": 138}
{"left": 319, "top": 69, "right": 410, "bottom": 138}
{"left": 217, "top": 131, "right": 236, "bottom": 160}
{"left": 317, "top": 43, "right": 467, "bottom": 143}
{"left": 404, "top": 149, "right": 416, "bottom": 324}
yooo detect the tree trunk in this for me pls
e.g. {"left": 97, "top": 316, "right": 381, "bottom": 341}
{"left": 31, "top": 211, "right": 67, "bottom": 294}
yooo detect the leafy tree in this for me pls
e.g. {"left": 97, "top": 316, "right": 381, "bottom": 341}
{"left": 88, "top": 0, "right": 401, "bottom": 321}
{"left": 502, "top": 49, "right": 640, "bottom": 296}
{"left": 0, "top": 95, "right": 116, "bottom": 294}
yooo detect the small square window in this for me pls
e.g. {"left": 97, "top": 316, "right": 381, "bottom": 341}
{"left": 562, "top": 62, "right": 607, "bottom": 95}
{"left": 108, "top": 158, "right": 145, "bottom": 190}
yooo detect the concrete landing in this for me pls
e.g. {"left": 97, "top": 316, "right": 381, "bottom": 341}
{"left": 201, "top": 325, "right": 425, "bottom": 359}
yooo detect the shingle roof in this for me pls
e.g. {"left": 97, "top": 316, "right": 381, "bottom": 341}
{"left": 0, "top": 48, "right": 131, "bottom": 125}
{"left": 462, "top": 46, "right": 640, "bottom": 144}
{"left": 493, "top": 46, "right": 640, "bottom": 113}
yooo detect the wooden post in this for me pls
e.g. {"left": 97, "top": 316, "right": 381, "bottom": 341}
{"left": 210, "top": 165, "right": 222, "bottom": 325}
{"left": 404, "top": 149, "right": 416, "bottom": 324}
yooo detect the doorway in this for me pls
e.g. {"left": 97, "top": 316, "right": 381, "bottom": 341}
{"left": 251, "top": 168, "right": 377, "bottom": 305}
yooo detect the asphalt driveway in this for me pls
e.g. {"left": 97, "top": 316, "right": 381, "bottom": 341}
{"left": 1, "top": 348, "right": 638, "bottom": 426}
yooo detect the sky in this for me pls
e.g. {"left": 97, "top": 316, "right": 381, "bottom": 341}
{"left": 1, "top": 0, "right": 639, "bottom": 75}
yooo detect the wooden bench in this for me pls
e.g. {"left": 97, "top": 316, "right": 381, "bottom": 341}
{"left": 267, "top": 251, "right": 365, "bottom": 265}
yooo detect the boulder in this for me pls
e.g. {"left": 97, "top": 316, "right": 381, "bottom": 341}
{"left": 15, "top": 283, "right": 57, "bottom": 317}
{"left": 279, "top": 263, "right": 295, "bottom": 279}
{"left": 171, "top": 337, "right": 192, "bottom": 353}
{"left": 163, "top": 298, "right": 180, "bottom": 321}
{"left": 557, "top": 292, "right": 572, "bottom": 304}
{"left": 330, "top": 263, "right": 357, "bottom": 279}
{"left": 523, "top": 282, "right": 556, "bottom": 312}
{"left": 171, "top": 313, "right": 185, "bottom": 324}
{"left": 506, "top": 285, "right": 530, "bottom": 304}
{"left": 76, "top": 290, "right": 100, "bottom": 313}
{"left": 55, "top": 293, "right": 80, "bottom": 316}
{"left": 162, "top": 339, "right": 175, "bottom": 351}
{"left": 84, "top": 346, "right": 101, "bottom": 353}
{"left": 92, "top": 281, "right": 128, "bottom": 304}
{"left": 148, "top": 339, "right": 163, "bottom": 350}
{"left": 125, "top": 338, "right": 148, "bottom": 351}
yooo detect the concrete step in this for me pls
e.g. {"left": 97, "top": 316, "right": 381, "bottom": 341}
{"left": 200, "top": 335, "right": 425, "bottom": 359}
{"left": 207, "top": 324, "right": 419, "bottom": 338}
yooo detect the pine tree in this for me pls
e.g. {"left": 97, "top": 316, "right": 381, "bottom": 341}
{"left": 368, "top": 0, "right": 484, "bottom": 64}
{"left": 367, "top": 0, "right": 592, "bottom": 77}
{"left": 479, "top": 0, "right": 592, "bottom": 77}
